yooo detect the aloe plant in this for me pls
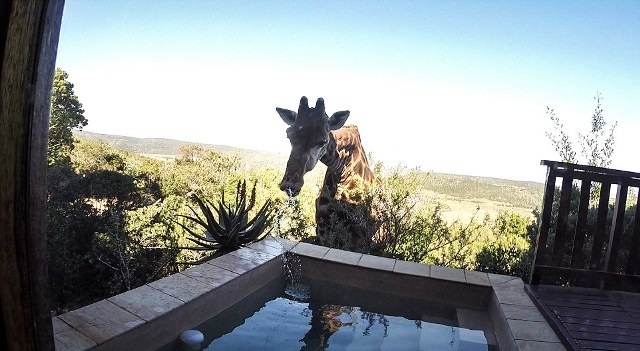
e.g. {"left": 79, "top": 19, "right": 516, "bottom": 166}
{"left": 176, "top": 180, "right": 273, "bottom": 263}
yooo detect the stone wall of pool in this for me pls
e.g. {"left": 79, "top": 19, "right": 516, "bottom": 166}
{"left": 52, "top": 237, "right": 567, "bottom": 351}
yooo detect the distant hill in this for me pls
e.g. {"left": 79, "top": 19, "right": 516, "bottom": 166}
{"left": 424, "top": 173, "right": 544, "bottom": 211}
{"left": 75, "top": 131, "right": 288, "bottom": 170}
{"left": 74, "top": 130, "right": 544, "bottom": 221}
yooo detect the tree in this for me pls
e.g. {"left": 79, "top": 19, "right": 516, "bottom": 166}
{"left": 177, "top": 144, "right": 205, "bottom": 164}
{"left": 578, "top": 93, "right": 617, "bottom": 168}
{"left": 545, "top": 92, "right": 617, "bottom": 167}
{"left": 545, "top": 107, "right": 577, "bottom": 163}
{"left": 49, "top": 68, "right": 87, "bottom": 166}
{"left": 46, "top": 139, "right": 179, "bottom": 312}
{"left": 545, "top": 93, "right": 618, "bottom": 202}
{"left": 475, "top": 211, "right": 534, "bottom": 279}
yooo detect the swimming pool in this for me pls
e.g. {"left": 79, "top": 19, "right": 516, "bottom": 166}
{"left": 158, "top": 268, "right": 499, "bottom": 350}
{"left": 54, "top": 239, "right": 562, "bottom": 350}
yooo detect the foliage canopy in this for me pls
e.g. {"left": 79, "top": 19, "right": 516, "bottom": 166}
{"left": 545, "top": 92, "right": 617, "bottom": 167}
{"left": 49, "top": 69, "right": 88, "bottom": 166}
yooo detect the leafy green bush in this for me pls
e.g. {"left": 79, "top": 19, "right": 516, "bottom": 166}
{"left": 475, "top": 211, "right": 535, "bottom": 279}
{"left": 47, "top": 148, "right": 181, "bottom": 313}
{"left": 47, "top": 138, "right": 542, "bottom": 313}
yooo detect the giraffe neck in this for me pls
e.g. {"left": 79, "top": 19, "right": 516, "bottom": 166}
{"left": 319, "top": 125, "right": 375, "bottom": 200}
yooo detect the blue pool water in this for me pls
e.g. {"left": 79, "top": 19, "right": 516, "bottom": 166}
{"left": 160, "top": 278, "right": 498, "bottom": 351}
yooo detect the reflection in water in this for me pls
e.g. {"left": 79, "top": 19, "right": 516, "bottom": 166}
{"left": 189, "top": 278, "right": 495, "bottom": 351}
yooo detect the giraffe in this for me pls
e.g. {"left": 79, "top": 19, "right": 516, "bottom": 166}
{"left": 276, "top": 96, "right": 381, "bottom": 253}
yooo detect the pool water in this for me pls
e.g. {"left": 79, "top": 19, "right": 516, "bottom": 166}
{"left": 160, "top": 278, "right": 499, "bottom": 351}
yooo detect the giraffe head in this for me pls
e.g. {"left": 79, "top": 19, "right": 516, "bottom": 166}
{"left": 276, "top": 96, "right": 350, "bottom": 196}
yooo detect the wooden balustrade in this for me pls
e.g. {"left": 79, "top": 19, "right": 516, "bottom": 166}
{"left": 530, "top": 160, "right": 640, "bottom": 291}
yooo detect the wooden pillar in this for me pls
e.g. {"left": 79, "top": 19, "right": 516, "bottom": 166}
{"left": 1, "top": 0, "right": 65, "bottom": 350}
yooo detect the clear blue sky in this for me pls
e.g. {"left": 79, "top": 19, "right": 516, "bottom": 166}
{"left": 56, "top": 0, "right": 640, "bottom": 182}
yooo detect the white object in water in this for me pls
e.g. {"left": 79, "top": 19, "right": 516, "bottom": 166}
{"left": 179, "top": 329, "right": 204, "bottom": 350}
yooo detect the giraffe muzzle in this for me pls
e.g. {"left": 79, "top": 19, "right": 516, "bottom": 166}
{"left": 279, "top": 177, "right": 303, "bottom": 197}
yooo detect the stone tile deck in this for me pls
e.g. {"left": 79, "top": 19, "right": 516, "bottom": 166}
{"left": 53, "top": 239, "right": 566, "bottom": 351}
{"left": 58, "top": 300, "right": 145, "bottom": 345}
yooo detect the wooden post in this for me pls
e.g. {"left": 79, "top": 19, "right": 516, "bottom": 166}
{"left": 570, "top": 179, "right": 592, "bottom": 269}
{"left": 626, "top": 193, "right": 640, "bottom": 275}
{"left": 604, "top": 184, "right": 628, "bottom": 273}
{"left": 529, "top": 163, "right": 557, "bottom": 284}
{"left": 551, "top": 174, "right": 574, "bottom": 266}
{"left": 590, "top": 182, "right": 612, "bottom": 271}
{"left": 0, "top": 0, "right": 65, "bottom": 350}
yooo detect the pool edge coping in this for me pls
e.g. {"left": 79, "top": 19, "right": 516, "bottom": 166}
{"left": 52, "top": 238, "right": 567, "bottom": 351}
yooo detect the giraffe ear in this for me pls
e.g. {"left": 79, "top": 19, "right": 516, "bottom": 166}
{"left": 328, "top": 110, "right": 350, "bottom": 130}
{"left": 276, "top": 108, "right": 297, "bottom": 126}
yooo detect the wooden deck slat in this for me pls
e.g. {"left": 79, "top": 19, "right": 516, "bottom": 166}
{"left": 618, "top": 303, "right": 640, "bottom": 311}
{"left": 546, "top": 300, "right": 624, "bottom": 311}
{"left": 577, "top": 339, "right": 640, "bottom": 351}
{"left": 526, "top": 284, "right": 640, "bottom": 351}
{"left": 611, "top": 292, "right": 640, "bottom": 302}
{"left": 543, "top": 296, "right": 620, "bottom": 306}
{"left": 531, "top": 284, "right": 603, "bottom": 295}
{"left": 573, "top": 330, "right": 640, "bottom": 344}
{"left": 553, "top": 307, "right": 637, "bottom": 323}
{"left": 564, "top": 323, "right": 640, "bottom": 336}
{"left": 561, "top": 316, "right": 640, "bottom": 330}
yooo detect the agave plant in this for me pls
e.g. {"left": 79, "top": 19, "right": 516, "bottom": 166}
{"left": 176, "top": 180, "right": 273, "bottom": 263}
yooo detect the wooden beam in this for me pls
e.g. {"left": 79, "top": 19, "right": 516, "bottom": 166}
{"left": 570, "top": 179, "right": 591, "bottom": 269}
{"left": 605, "top": 184, "right": 628, "bottom": 273}
{"left": 551, "top": 175, "right": 574, "bottom": 266}
{"left": 625, "top": 193, "right": 640, "bottom": 275}
{"left": 529, "top": 166, "right": 557, "bottom": 284}
{"left": 590, "top": 182, "right": 611, "bottom": 271}
{"left": 533, "top": 265, "right": 640, "bottom": 291}
{"left": 0, "top": 0, "right": 65, "bottom": 350}
{"left": 541, "top": 160, "right": 640, "bottom": 182}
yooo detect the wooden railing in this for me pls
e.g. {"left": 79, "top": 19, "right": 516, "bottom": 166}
{"left": 530, "top": 160, "right": 640, "bottom": 291}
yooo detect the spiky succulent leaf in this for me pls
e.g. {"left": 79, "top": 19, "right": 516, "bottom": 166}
{"left": 193, "top": 196, "right": 220, "bottom": 232}
{"left": 178, "top": 199, "right": 226, "bottom": 244}
{"left": 175, "top": 214, "right": 207, "bottom": 232}
{"left": 186, "top": 237, "right": 221, "bottom": 249}
{"left": 191, "top": 196, "right": 229, "bottom": 243}
{"left": 215, "top": 201, "right": 233, "bottom": 231}
{"left": 174, "top": 219, "right": 216, "bottom": 244}
{"left": 183, "top": 206, "right": 209, "bottom": 229}
{"left": 238, "top": 215, "right": 272, "bottom": 243}
{"left": 240, "top": 209, "right": 273, "bottom": 238}
{"left": 244, "top": 200, "right": 273, "bottom": 228}
{"left": 238, "top": 213, "right": 273, "bottom": 243}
